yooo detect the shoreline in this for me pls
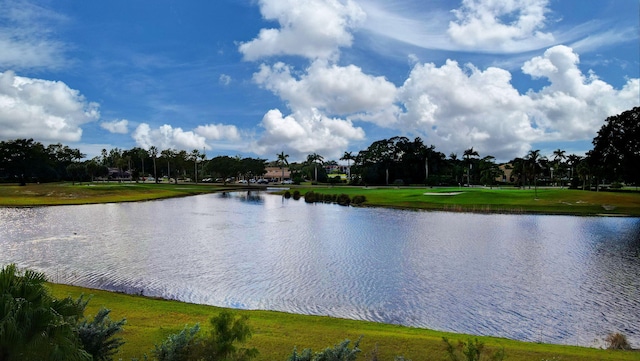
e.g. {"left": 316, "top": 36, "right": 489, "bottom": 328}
{"left": 1, "top": 182, "right": 639, "bottom": 217}
{"left": 47, "top": 282, "right": 638, "bottom": 360}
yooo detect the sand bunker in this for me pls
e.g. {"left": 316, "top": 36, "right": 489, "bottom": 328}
{"left": 423, "top": 192, "right": 464, "bottom": 196}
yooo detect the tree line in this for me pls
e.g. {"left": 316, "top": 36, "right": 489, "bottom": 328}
{"left": 1, "top": 107, "right": 637, "bottom": 188}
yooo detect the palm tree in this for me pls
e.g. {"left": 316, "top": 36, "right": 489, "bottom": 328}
{"left": 307, "top": 153, "right": 324, "bottom": 182}
{"left": 340, "top": 151, "right": 354, "bottom": 180}
{"left": 138, "top": 148, "right": 148, "bottom": 182}
{"left": 552, "top": 149, "right": 566, "bottom": 186}
{"left": 463, "top": 147, "right": 479, "bottom": 186}
{"left": 526, "top": 149, "right": 543, "bottom": 198}
{"left": 149, "top": 146, "right": 158, "bottom": 183}
{"left": 276, "top": 151, "right": 289, "bottom": 183}
{"left": 191, "top": 149, "right": 201, "bottom": 183}
{"left": 0, "top": 264, "right": 89, "bottom": 360}
{"left": 161, "top": 149, "right": 175, "bottom": 183}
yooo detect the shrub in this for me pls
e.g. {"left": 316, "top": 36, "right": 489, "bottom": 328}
{"left": 284, "top": 191, "right": 291, "bottom": 199}
{"left": 0, "top": 264, "right": 96, "bottom": 360}
{"left": 153, "top": 324, "right": 202, "bottom": 361}
{"left": 351, "top": 195, "right": 366, "bottom": 205}
{"left": 287, "top": 337, "right": 361, "bottom": 361}
{"left": 77, "top": 307, "right": 126, "bottom": 361}
{"left": 153, "top": 311, "right": 258, "bottom": 361}
{"left": 605, "top": 332, "right": 632, "bottom": 350}
{"left": 304, "top": 191, "right": 316, "bottom": 203}
{"left": 293, "top": 190, "right": 301, "bottom": 200}
{"left": 337, "top": 194, "right": 351, "bottom": 206}
{"left": 443, "top": 337, "right": 504, "bottom": 361}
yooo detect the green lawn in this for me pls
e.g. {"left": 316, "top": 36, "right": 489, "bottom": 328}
{"left": 2, "top": 183, "right": 639, "bottom": 216}
{"left": 49, "top": 283, "right": 638, "bottom": 361}
{"left": 0, "top": 182, "right": 227, "bottom": 206}
{"left": 293, "top": 186, "right": 640, "bottom": 216}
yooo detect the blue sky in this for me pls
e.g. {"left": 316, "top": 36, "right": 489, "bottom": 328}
{"left": 0, "top": 0, "right": 638, "bottom": 162}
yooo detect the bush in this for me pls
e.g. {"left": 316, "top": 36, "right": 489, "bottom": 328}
{"left": 605, "top": 332, "right": 632, "bottom": 350}
{"left": 304, "top": 191, "right": 316, "bottom": 203}
{"left": 293, "top": 190, "right": 301, "bottom": 200}
{"left": 77, "top": 307, "right": 126, "bottom": 361}
{"left": 337, "top": 194, "right": 351, "bottom": 206}
{"left": 287, "top": 338, "right": 361, "bottom": 361}
{"left": 153, "top": 311, "right": 258, "bottom": 361}
{"left": 351, "top": 195, "right": 366, "bottom": 205}
{"left": 443, "top": 337, "right": 504, "bottom": 361}
{"left": 0, "top": 264, "right": 99, "bottom": 360}
{"left": 284, "top": 191, "right": 291, "bottom": 199}
{"left": 153, "top": 324, "right": 202, "bottom": 361}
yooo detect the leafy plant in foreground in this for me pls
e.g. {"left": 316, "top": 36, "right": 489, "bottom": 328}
{"left": 604, "top": 332, "right": 632, "bottom": 350}
{"left": 443, "top": 337, "right": 504, "bottom": 361}
{"left": 287, "top": 337, "right": 362, "bottom": 361}
{"left": 77, "top": 305, "right": 127, "bottom": 361}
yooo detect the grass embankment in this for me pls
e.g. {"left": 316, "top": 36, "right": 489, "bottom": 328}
{"left": 0, "top": 182, "right": 227, "bottom": 206}
{"left": 294, "top": 186, "right": 640, "bottom": 216}
{"left": 49, "top": 283, "right": 636, "bottom": 361}
{"left": 2, "top": 183, "right": 639, "bottom": 216}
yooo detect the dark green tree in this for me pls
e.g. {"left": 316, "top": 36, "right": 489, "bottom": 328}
{"left": 590, "top": 107, "right": 640, "bottom": 188}
{"left": 0, "top": 264, "right": 90, "bottom": 361}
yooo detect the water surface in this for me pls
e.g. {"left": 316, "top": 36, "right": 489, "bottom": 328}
{"left": 0, "top": 191, "right": 638, "bottom": 347}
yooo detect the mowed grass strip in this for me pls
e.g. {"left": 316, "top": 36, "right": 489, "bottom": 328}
{"left": 49, "top": 283, "right": 637, "bottom": 361}
{"left": 295, "top": 186, "right": 640, "bottom": 216}
{"left": 0, "top": 182, "right": 226, "bottom": 206}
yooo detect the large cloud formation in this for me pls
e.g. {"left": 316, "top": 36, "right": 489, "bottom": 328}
{"left": 0, "top": 71, "right": 99, "bottom": 142}
{"left": 244, "top": 0, "right": 638, "bottom": 161}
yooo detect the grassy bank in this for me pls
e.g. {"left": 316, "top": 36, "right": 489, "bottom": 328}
{"left": 0, "top": 182, "right": 227, "bottom": 206}
{"left": 292, "top": 186, "right": 640, "bottom": 216}
{"left": 49, "top": 283, "right": 636, "bottom": 361}
{"left": 2, "top": 183, "right": 639, "bottom": 216}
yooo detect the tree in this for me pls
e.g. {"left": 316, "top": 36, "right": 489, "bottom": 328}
{"left": 0, "top": 264, "right": 90, "bottom": 360}
{"left": 138, "top": 148, "right": 149, "bottom": 182}
{"left": 306, "top": 153, "right": 324, "bottom": 182}
{"left": 479, "top": 156, "right": 502, "bottom": 188}
{"left": 340, "top": 151, "right": 354, "bottom": 181}
{"left": 161, "top": 149, "right": 177, "bottom": 183}
{"left": 526, "top": 149, "right": 544, "bottom": 197}
{"left": 276, "top": 151, "right": 290, "bottom": 182}
{"left": 190, "top": 149, "right": 201, "bottom": 183}
{"left": 148, "top": 146, "right": 158, "bottom": 183}
{"left": 551, "top": 149, "right": 566, "bottom": 187}
{"left": 76, "top": 307, "right": 126, "bottom": 361}
{"left": 590, "top": 107, "right": 640, "bottom": 188}
{"left": 463, "top": 147, "right": 479, "bottom": 186}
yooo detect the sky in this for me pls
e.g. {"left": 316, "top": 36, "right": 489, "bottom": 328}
{"left": 0, "top": 0, "right": 638, "bottom": 163}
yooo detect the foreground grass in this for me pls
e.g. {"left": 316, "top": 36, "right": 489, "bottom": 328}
{"left": 294, "top": 186, "right": 640, "bottom": 216}
{"left": 0, "top": 182, "right": 227, "bottom": 206}
{"left": 49, "top": 283, "right": 637, "bottom": 361}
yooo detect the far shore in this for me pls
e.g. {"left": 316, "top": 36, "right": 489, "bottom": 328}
{"left": 1, "top": 182, "right": 639, "bottom": 216}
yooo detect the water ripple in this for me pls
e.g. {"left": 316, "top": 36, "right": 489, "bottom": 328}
{"left": 0, "top": 194, "right": 639, "bottom": 348}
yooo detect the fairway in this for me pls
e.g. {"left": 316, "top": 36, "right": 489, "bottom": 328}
{"left": 296, "top": 186, "right": 640, "bottom": 216}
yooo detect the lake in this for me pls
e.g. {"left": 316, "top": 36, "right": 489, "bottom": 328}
{"left": 0, "top": 191, "right": 638, "bottom": 347}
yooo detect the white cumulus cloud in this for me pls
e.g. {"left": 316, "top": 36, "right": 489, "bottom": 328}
{"left": 253, "top": 60, "right": 397, "bottom": 121}
{"left": 395, "top": 45, "right": 639, "bottom": 160}
{"left": 239, "top": 0, "right": 366, "bottom": 61}
{"left": 254, "top": 108, "right": 365, "bottom": 160}
{"left": 447, "top": 0, "right": 554, "bottom": 52}
{"left": 195, "top": 123, "right": 241, "bottom": 141}
{"left": 132, "top": 123, "right": 209, "bottom": 151}
{"left": 100, "top": 119, "right": 129, "bottom": 134}
{"left": 0, "top": 71, "right": 99, "bottom": 143}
